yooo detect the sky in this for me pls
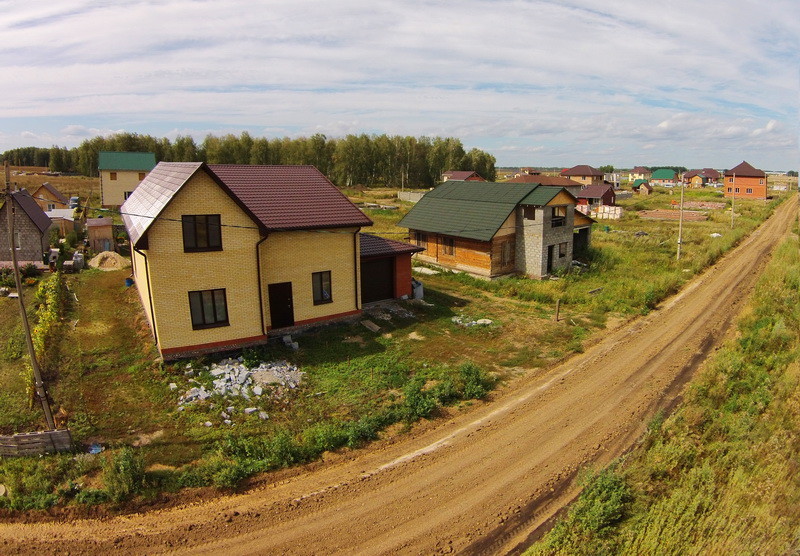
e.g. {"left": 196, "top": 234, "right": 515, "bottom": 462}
{"left": 0, "top": 0, "right": 798, "bottom": 171}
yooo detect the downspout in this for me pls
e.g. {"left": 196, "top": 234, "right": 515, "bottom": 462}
{"left": 255, "top": 233, "right": 269, "bottom": 335}
{"left": 353, "top": 228, "right": 361, "bottom": 310}
{"left": 133, "top": 244, "right": 158, "bottom": 347}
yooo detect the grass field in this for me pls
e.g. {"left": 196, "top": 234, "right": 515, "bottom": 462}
{"left": 0, "top": 176, "right": 793, "bottom": 510}
{"left": 528, "top": 226, "right": 800, "bottom": 555}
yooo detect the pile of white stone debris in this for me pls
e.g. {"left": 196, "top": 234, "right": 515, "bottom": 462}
{"left": 172, "top": 358, "right": 304, "bottom": 408}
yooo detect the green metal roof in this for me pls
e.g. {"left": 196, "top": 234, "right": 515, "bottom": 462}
{"left": 633, "top": 179, "right": 649, "bottom": 187}
{"left": 650, "top": 168, "right": 676, "bottom": 180}
{"left": 98, "top": 151, "right": 157, "bottom": 171}
{"left": 399, "top": 180, "right": 566, "bottom": 242}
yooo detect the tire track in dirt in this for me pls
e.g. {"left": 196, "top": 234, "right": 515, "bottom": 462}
{"left": 1, "top": 194, "right": 796, "bottom": 556}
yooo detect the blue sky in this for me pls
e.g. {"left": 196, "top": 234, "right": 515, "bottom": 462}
{"left": 0, "top": 0, "right": 797, "bottom": 170}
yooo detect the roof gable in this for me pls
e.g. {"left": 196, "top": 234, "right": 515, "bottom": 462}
{"left": 33, "top": 182, "right": 69, "bottom": 206}
{"left": 562, "top": 165, "right": 602, "bottom": 177}
{"left": 725, "top": 161, "right": 765, "bottom": 178}
{"left": 98, "top": 151, "right": 157, "bottom": 171}
{"left": 121, "top": 162, "right": 205, "bottom": 246}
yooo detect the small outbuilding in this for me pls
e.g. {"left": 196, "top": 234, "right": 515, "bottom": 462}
{"left": 359, "top": 234, "right": 423, "bottom": 303}
{"left": 86, "top": 217, "right": 115, "bottom": 253}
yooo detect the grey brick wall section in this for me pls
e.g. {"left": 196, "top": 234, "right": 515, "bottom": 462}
{"left": 515, "top": 205, "right": 574, "bottom": 278}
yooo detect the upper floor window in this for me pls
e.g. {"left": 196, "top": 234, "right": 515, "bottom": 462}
{"left": 312, "top": 271, "right": 332, "bottom": 305}
{"left": 123, "top": 191, "right": 133, "bottom": 200}
{"left": 47, "top": 203, "right": 56, "bottom": 211}
{"left": 728, "top": 177, "right": 734, "bottom": 183}
{"left": 523, "top": 206, "right": 536, "bottom": 220}
{"left": 139, "top": 172, "right": 146, "bottom": 180}
{"left": 552, "top": 206, "right": 567, "bottom": 228}
{"left": 182, "top": 214, "right": 222, "bottom": 252}
{"left": 759, "top": 179, "right": 764, "bottom": 185}
{"left": 110, "top": 172, "right": 117, "bottom": 180}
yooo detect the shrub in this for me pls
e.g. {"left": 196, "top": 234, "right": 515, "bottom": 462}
{"left": 103, "top": 447, "right": 146, "bottom": 502}
{"left": 20, "top": 263, "right": 42, "bottom": 278}
{"left": 401, "top": 376, "right": 437, "bottom": 422}
{"left": 75, "top": 488, "right": 110, "bottom": 505}
{"left": 459, "top": 362, "right": 492, "bottom": 400}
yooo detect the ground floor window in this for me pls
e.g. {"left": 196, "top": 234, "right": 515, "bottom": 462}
{"left": 124, "top": 191, "right": 134, "bottom": 200}
{"left": 312, "top": 270, "right": 332, "bottom": 305}
{"left": 746, "top": 188, "right": 753, "bottom": 194}
{"left": 414, "top": 231, "right": 428, "bottom": 249}
{"left": 558, "top": 242, "right": 568, "bottom": 258}
{"left": 188, "top": 289, "right": 229, "bottom": 329}
{"left": 442, "top": 237, "right": 455, "bottom": 255}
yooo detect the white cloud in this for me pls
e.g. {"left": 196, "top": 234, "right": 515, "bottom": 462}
{"left": 0, "top": 0, "right": 797, "bottom": 169}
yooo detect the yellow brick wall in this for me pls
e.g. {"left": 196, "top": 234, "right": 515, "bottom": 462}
{"left": 130, "top": 247, "right": 155, "bottom": 336}
{"left": 101, "top": 169, "right": 148, "bottom": 206}
{"left": 141, "top": 170, "right": 264, "bottom": 351}
{"left": 260, "top": 229, "right": 360, "bottom": 325}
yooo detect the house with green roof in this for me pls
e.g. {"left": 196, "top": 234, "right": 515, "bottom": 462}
{"left": 98, "top": 151, "right": 157, "bottom": 207}
{"left": 399, "top": 180, "right": 593, "bottom": 279}
{"left": 650, "top": 168, "right": 677, "bottom": 186}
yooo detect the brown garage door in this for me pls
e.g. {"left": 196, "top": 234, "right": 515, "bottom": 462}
{"left": 361, "top": 258, "right": 394, "bottom": 303}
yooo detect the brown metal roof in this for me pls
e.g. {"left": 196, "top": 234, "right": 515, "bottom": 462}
{"left": 443, "top": 170, "right": 483, "bottom": 181}
{"left": 577, "top": 185, "right": 614, "bottom": 199}
{"left": 122, "top": 163, "right": 372, "bottom": 248}
{"left": 8, "top": 190, "right": 53, "bottom": 234}
{"left": 561, "top": 165, "right": 602, "bottom": 177}
{"left": 506, "top": 175, "right": 582, "bottom": 187}
{"left": 725, "top": 161, "right": 764, "bottom": 178}
{"left": 208, "top": 164, "right": 372, "bottom": 231}
{"left": 359, "top": 233, "right": 423, "bottom": 258}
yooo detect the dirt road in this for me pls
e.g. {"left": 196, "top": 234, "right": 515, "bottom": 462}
{"left": 2, "top": 195, "right": 797, "bottom": 555}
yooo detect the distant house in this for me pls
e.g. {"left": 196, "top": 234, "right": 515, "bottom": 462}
{"left": 650, "top": 169, "right": 677, "bottom": 186}
{"left": 46, "top": 209, "right": 78, "bottom": 237}
{"left": 576, "top": 185, "right": 616, "bottom": 208}
{"left": 628, "top": 166, "right": 651, "bottom": 182}
{"left": 122, "top": 162, "right": 389, "bottom": 360}
{"left": 0, "top": 189, "right": 52, "bottom": 265}
{"left": 684, "top": 168, "right": 721, "bottom": 188}
{"left": 560, "top": 165, "right": 604, "bottom": 187}
{"left": 30, "top": 182, "right": 69, "bottom": 212}
{"left": 399, "top": 180, "right": 592, "bottom": 279}
{"left": 99, "top": 151, "right": 157, "bottom": 207}
{"left": 505, "top": 174, "right": 583, "bottom": 196}
{"left": 632, "top": 179, "right": 653, "bottom": 195}
{"left": 724, "top": 161, "right": 767, "bottom": 200}
{"left": 442, "top": 170, "right": 486, "bottom": 182}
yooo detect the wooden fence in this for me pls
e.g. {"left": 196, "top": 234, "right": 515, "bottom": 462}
{"left": 0, "top": 429, "right": 72, "bottom": 457}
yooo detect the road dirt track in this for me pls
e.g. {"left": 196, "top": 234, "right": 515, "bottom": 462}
{"left": 2, "top": 195, "right": 797, "bottom": 556}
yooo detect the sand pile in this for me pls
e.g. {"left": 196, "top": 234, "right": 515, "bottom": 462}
{"left": 88, "top": 251, "right": 131, "bottom": 271}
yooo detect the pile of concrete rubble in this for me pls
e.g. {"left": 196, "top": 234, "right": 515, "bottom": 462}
{"left": 173, "top": 358, "right": 304, "bottom": 409}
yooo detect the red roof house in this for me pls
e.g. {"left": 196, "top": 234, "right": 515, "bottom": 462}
{"left": 441, "top": 170, "right": 486, "bottom": 182}
{"left": 122, "top": 162, "right": 388, "bottom": 359}
{"left": 560, "top": 165, "right": 603, "bottom": 187}
{"left": 724, "top": 161, "right": 767, "bottom": 200}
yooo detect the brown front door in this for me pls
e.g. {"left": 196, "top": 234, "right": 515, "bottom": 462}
{"left": 268, "top": 282, "right": 294, "bottom": 329}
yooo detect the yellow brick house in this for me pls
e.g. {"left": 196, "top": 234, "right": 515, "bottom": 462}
{"left": 121, "top": 162, "right": 372, "bottom": 360}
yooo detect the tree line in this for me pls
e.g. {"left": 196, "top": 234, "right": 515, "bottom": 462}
{"left": 2, "top": 132, "right": 497, "bottom": 188}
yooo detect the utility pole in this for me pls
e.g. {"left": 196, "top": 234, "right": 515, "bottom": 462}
{"left": 677, "top": 179, "right": 685, "bottom": 260}
{"left": 4, "top": 161, "right": 55, "bottom": 430}
{"left": 730, "top": 172, "right": 736, "bottom": 229}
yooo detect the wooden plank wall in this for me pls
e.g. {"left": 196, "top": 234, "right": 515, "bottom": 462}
{"left": 0, "top": 429, "right": 73, "bottom": 457}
